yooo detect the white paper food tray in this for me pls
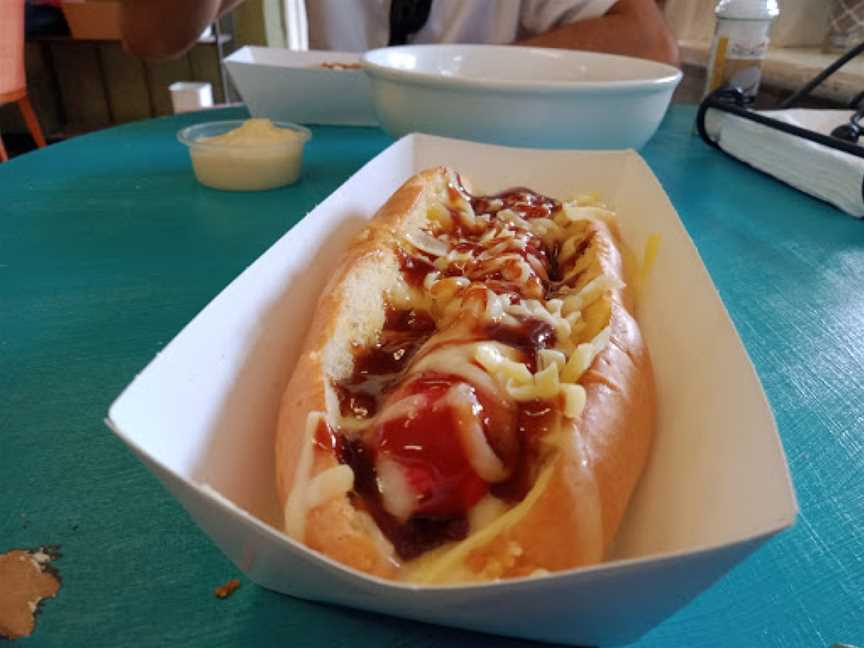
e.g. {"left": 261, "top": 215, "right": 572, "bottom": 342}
{"left": 224, "top": 46, "right": 378, "bottom": 126}
{"left": 107, "top": 134, "right": 797, "bottom": 646}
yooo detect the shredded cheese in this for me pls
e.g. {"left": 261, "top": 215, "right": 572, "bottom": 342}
{"left": 284, "top": 412, "right": 324, "bottom": 541}
{"left": 376, "top": 456, "right": 417, "bottom": 521}
{"left": 406, "top": 229, "right": 449, "bottom": 257}
{"left": 446, "top": 383, "right": 510, "bottom": 483}
{"left": 427, "top": 202, "right": 452, "bottom": 228}
{"left": 562, "top": 203, "right": 616, "bottom": 224}
{"left": 407, "top": 461, "right": 556, "bottom": 584}
{"left": 572, "top": 274, "right": 625, "bottom": 308}
{"left": 468, "top": 495, "right": 509, "bottom": 533}
{"left": 538, "top": 348, "right": 566, "bottom": 373}
{"left": 305, "top": 464, "right": 354, "bottom": 509}
{"left": 561, "top": 383, "right": 587, "bottom": 419}
{"left": 475, "top": 343, "right": 532, "bottom": 385}
{"left": 641, "top": 233, "right": 661, "bottom": 284}
{"left": 497, "top": 208, "right": 531, "bottom": 230}
{"left": 423, "top": 270, "right": 440, "bottom": 292}
{"left": 375, "top": 393, "right": 428, "bottom": 427}
{"left": 560, "top": 327, "right": 611, "bottom": 383}
{"left": 411, "top": 343, "right": 502, "bottom": 400}
{"left": 506, "top": 363, "right": 560, "bottom": 401}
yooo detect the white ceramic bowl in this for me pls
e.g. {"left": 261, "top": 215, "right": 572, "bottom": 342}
{"left": 361, "top": 45, "right": 682, "bottom": 149}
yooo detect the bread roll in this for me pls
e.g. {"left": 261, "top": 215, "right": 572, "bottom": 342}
{"left": 275, "top": 168, "right": 655, "bottom": 583}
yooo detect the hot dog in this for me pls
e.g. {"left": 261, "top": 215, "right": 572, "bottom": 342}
{"left": 275, "top": 167, "right": 655, "bottom": 583}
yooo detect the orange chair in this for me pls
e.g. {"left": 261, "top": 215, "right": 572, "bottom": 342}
{"left": 0, "top": 0, "right": 46, "bottom": 161}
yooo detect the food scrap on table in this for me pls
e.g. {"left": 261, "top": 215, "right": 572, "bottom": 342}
{"left": 214, "top": 578, "right": 241, "bottom": 599}
{"left": 319, "top": 62, "right": 362, "bottom": 70}
{"left": 0, "top": 547, "right": 61, "bottom": 640}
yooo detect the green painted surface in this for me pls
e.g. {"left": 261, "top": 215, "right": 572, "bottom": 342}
{"left": 2, "top": 106, "right": 863, "bottom": 647}
{"left": 232, "top": 0, "right": 286, "bottom": 49}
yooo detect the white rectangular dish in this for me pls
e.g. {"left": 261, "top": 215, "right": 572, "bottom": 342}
{"left": 224, "top": 46, "right": 377, "bottom": 126}
{"left": 107, "top": 134, "right": 797, "bottom": 646}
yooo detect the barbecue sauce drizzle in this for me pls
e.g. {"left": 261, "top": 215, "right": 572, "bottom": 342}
{"left": 330, "top": 183, "right": 568, "bottom": 561}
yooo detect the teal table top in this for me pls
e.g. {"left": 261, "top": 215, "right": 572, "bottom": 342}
{"left": 2, "top": 105, "right": 863, "bottom": 647}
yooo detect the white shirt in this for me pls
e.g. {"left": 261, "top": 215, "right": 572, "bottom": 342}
{"left": 306, "top": 0, "right": 619, "bottom": 52}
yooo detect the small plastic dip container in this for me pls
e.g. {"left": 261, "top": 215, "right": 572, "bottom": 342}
{"left": 177, "top": 119, "right": 312, "bottom": 191}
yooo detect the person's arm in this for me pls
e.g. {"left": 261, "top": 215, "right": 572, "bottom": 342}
{"left": 120, "top": 0, "right": 244, "bottom": 60}
{"left": 518, "top": 0, "right": 680, "bottom": 67}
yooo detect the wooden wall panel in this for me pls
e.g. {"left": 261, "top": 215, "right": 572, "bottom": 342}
{"left": 188, "top": 46, "right": 225, "bottom": 104}
{"left": 144, "top": 56, "right": 195, "bottom": 116}
{"left": 8, "top": 38, "right": 229, "bottom": 135}
{"left": 24, "top": 43, "right": 62, "bottom": 134}
{"left": 99, "top": 42, "right": 152, "bottom": 123}
{"left": 50, "top": 41, "right": 111, "bottom": 131}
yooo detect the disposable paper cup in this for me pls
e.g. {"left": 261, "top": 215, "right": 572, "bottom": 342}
{"left": 169, "top": 81, "right": 214, "bottom": 114}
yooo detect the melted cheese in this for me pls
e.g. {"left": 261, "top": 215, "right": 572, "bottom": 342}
{"left": 569, "top": 426, "right": 605, "bottom": 564}
{"left": 641, "top": 233, "right": 660, "bottom": 285}
{"left": 497, "top": 208, "right": 531, "bottom": 230}
{"left": 475, "top": 343, "right": 532, "bottom": 385}
{"left": 423, "top": 271, "right": 440, "bottom": 292}
{"left": 333, "top": 413, "right": 370, "bottom": 433}
{"left": 484, "top": 289, "right": 506, "bottom": 321}
{"left": 386, "top": 276, "right": 427, "bottom": 311}
{"left": 405, "top": 229, "right": 448, "bottom": 257}
{"left": 376, "top": 456, "right": 417, "bottom": 521}
{"left": 429, "top": 276, "right": 469, "bottom": 302}
{"left": 284, "top": 412, "right": 325, "bottom": 541}
{"left": 376, "top": 393, "right": 428, "bottom": 427}
{"left": 446, "top": 383, "right": 509, "bottom": 483}
{"left": 410, "top": 343, "right": 503, "bottom": 400}
{"left": 527, "top": 217, "right": 563, "bottom": 239}
{"left": 427, "top": 202, "right": 452, "bottom": 229}
{"left": 561, "top": 326, "right": 611, "bottom": 383}
{"left": 562, "top": 203, "right": 616, "bottom": 225}
{"left": 561, "top": 383, "right": 587, "bottom": 419}
{"left": 538, "top": 348, "right": 566, "bottom": 373}
{"left": 401, "top": 430, "right": 583, "bottom": 582}
{"left": 468, "top": 495, "right": 509, "bottom": 532}
{"left": 403, "top": 396, "right": 597, "bottom": 583}
{"left": 305, "top": 464, "right": 354, "bottom": 509}
{"left": 446, "top": 248, "right": 475, "bottom": 264}
{"left": 405, "top": 461, "right": 556, "bottom": 584}
{"left": 564, "top": 274, "right": 625, "bottom": 311}
{"left": 455, "top": 203, "right": 477, "bottom": 229}
{"left": 506, "top": 299, "right": 571, "bottom": 342}
{"left": 546, "top": 298, "right": 564, "bottom": 316}
{"left": 506, "top": 363, "right": 559, "bottom": 401}
{"left": 557, "top": 233, "right": 585, "bottom": 266}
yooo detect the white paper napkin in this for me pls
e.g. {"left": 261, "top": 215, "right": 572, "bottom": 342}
{"left": 706, "top": 108, "right": 864, "bottom": 217}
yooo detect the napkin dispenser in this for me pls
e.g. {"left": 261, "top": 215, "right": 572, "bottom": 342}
{"left": 696, "top": 41, "right": 864, "bottom": 218}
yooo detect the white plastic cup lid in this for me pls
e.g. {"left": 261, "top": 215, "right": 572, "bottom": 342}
{"left": 715, "top": 0, "right": 779, "bottom": 20}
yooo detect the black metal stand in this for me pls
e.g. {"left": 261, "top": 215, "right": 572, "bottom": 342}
{"left": 696, "top": 87, "right": 864, "bottom": 161}
{"left": 695, "top": 42, "right": 864, "bottom": 209}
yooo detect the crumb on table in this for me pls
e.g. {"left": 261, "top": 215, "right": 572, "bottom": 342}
{"left": 214, "top": 578, "right": 241, "bottom": 599}
{"left": 0, "top": 547, "right": 61, "bottom": 639}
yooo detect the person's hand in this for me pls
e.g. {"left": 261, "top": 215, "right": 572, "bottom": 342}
{"left": 120, "top": 0, "right": 244, "bottom": 60}
{"left": 519, "top": 0, "right": 680, "bottom": 67}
